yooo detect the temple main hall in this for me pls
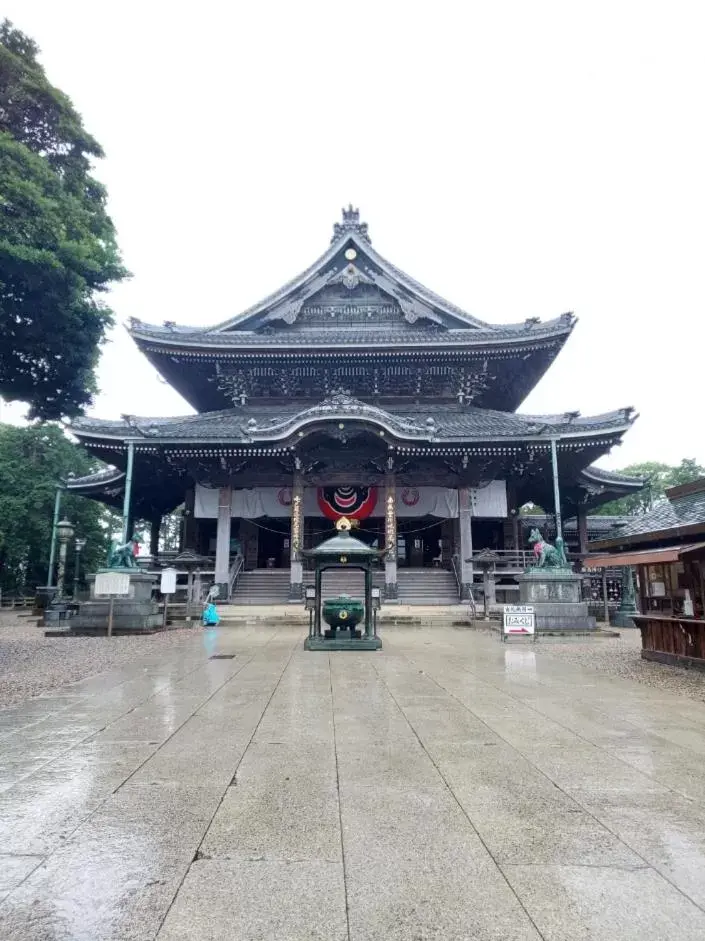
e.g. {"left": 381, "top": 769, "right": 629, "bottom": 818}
{"left": 67, "top": 208, "right": 642, "bottom": 604}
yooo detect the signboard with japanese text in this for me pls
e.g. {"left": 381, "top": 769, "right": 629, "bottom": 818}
{"left": 160, "top": 568, "right": 177, "bottom": 595}
{"left": 94, "top": 572, "right": 130, "bottom": 597}
{"left": 503, "top": 605, "right": 535, "bottom": 637}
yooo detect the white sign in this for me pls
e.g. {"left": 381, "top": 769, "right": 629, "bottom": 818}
{"left": 94, "top": 571, "right": 130, "bottom": 597}
{"left": 684, "top": 590, "right": 694, "bottom": 618}
{"left": 160, "top": 568, "right": 177, "bottom": 595}
{"left": 503, "top": 604, "right": 535, "bottom": 635}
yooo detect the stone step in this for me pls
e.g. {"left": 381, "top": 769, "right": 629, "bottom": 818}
{"left": 232, "top": 567, "right": 460, "bottom": 605}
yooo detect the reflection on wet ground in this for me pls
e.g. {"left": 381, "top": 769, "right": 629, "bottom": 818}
{"left": 1, "top": 625, "right": 705, "bottom": 939}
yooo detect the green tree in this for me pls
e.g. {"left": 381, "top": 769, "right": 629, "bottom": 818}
{"left": 0, "top": 423, "right": 115, "bottom": 594}
{"left": 594, "top": 459, "right": 705, "bottom": 517}
{"left": 0, "top": 20, "right": 127, "bottom": 420}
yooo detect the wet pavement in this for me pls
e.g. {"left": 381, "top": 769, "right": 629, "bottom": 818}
{"left": 1, "top": 625, "right": 705, "bottom": 940}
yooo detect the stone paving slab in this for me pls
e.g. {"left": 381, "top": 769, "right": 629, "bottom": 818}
{"left": 1, "top": 626, "right": 705, "bottom": 939}
{"left": 503, "top": 864, "right": 705, "bottom": 941}
{"left": 157, "top": 858, "right": 349, "bottom": 941}
{"left": 0, "top": 742, "right": 157, "bottom": 854}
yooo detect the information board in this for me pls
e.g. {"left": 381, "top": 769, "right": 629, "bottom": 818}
{"left": 160, "top": 568, "right": 177, "bottom": 595}
{"left": 94, "top": 571, "right": 130, "bottom": 597}
{"left": 503, "top": 604, "right": 535, "bottom": 638}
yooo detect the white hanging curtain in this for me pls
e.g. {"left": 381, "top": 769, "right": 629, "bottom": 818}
{"left": 194, "top": 482, "right": 506, "bottom": 519}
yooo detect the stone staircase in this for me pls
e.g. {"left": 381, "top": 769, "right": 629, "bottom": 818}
{"left": 232, "top": 569, "right": 291, "bottom": 605}
{"left": 397, "top": 568, "right": 459, "bottom": 605}
{"left": 231, "top": 567, "right": 459, "bottom": 605}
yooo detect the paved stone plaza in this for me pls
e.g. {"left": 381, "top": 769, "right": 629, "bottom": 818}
{"left": 2, "top": 625, "right": 705, "bottom": 940}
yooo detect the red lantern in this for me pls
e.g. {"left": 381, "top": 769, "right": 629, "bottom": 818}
{"left": 317, "top": 486, "right": 378, "bottom": 521}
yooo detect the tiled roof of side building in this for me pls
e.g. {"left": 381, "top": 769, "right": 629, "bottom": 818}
{"left": 520, "top": 514, "right": 633, "bottom": 534}
{"left": 606, "top": 488, "right": 705, "bottom": 540}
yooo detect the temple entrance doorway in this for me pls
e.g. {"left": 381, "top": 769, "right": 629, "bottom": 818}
{"left": 397, "top": 518, "right": 444, "bottom": 568}
{"left": 471, "top": 519, "right": 504, "bottom": 552}
{"left": 256, "top": 519, "right": 290, "bottom": 568}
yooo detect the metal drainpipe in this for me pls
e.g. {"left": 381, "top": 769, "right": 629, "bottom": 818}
{"left": 550, "top": 438, "right": 563, "bottom": 542}
{"left": 121, "top": 441, "right": 135, "bottom": 544}
{"left": 47, "top": 483, "right": 63, "bottom": 588}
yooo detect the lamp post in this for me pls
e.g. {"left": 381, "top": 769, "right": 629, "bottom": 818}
{"left": 73, "top": 538, "right": 87, "bottom": 600}
{"left": 55, "top": 518, "right": 75, "bottom": 600}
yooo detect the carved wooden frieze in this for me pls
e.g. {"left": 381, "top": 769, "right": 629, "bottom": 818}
{"left": 210, "top": 361, "right": 495, "bottom": 406}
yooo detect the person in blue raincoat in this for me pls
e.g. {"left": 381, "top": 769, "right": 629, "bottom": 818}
{"left": 202, "top": 602, "right": 219, "bottom": 626}
{"left": 202, "top": 585, "right": 220, "bottom": 626}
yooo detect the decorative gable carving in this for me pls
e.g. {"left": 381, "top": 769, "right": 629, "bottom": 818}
{"left": 294, "top": 282, "right": 416, "bottom": 329}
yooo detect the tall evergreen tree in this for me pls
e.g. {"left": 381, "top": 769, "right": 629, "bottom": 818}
{"left": 0, "top": 20, "right": 127, "bottom": 420}
{"left": 0, "top": 423, "right": 117, "bottom": 594}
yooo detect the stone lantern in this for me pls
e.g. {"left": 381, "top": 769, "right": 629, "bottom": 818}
{"left": 73, "top": 538, "right": 87, "bottom": 599}
{"left": 55, "top": 518, "right": 75, "bottom": 600}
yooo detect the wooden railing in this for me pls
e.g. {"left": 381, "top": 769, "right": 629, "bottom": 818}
{"left": 0, "top": 594, "right": 35, "bottom": 609}
{"left": 470, "top": 549, "right": 536, "bottom": 569}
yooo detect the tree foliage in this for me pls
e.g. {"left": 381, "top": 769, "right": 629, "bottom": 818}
{"left": 594, "top": 459, "right": 705, "bottom": 517}
{"left": 0, "top": 20, "right": 127, "bottom": 420}
{"left": 0, "top": 423, "right": 116, "bottom": 594}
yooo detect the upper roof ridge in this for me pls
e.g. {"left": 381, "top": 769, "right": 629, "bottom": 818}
{"left": 331, "top": 205, "right": 370, "bottom": 244}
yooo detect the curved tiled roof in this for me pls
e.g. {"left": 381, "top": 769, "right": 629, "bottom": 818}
{"left": 207, "top": 225, "right": 488, "bottom": 332}
{"left": 127, "top": 210, "right": 575, "bottom": 350}
{"left": 65, "top": 465, "right": 124, "bottom": 487}
{"left": 580, "top": 465, "right": 646, "bottom": 487}
{"left": 129, "top": 316, "right": 575, "bottom": 350}
{"left": 71, "top": 399, "right": 635, "bottom": 445}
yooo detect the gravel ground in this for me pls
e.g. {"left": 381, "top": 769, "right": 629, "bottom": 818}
{"left": 536, "top": 628, "right": 705, "bottom": 702}
{"left": 0, "top": 611, "right": 199, "bottom": 707}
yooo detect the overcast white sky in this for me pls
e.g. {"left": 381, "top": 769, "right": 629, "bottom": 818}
{"left": 2, "top": 0, "right": 702, "bottom": 469}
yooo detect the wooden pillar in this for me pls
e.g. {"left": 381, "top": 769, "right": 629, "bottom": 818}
{"left": 441, "top": 519, "right": 454, "bottom": 566}
{"left": 577, "top": 507, "right": 589, "bottom": 555}
{"left": 289, "top": 472, "right": 304, "bottom": 600}
{"left": 214, "top": 485, "right": 232, "bottom": 597}
{"left": 384, "top": 471, "right": 398, "bottom": 601}
{"left": 459, "top": 486, "right": 474, "bottom": 600}
{"left": 506, "top": 482, "right": 520, "bottom": 550}
{"left": 182, "top": 486, "right": 197, "bottom": 551}
{"left": 149, "top": 517, "right": 161, "bottom": 558}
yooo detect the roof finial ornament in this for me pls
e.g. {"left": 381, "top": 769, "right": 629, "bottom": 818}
{"left": 331, "top": 204, "right": 371, "bottom": 244}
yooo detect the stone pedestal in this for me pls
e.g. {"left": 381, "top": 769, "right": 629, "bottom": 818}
{"left": 34, "top": 586, "right": 59, "bottom": 616}
{"left": 67, "top": 571, "right": 161, "bottom": 634}
{"left": 518, "top": 569, "right": 595, "bottom": 631}
{"left": 612, "top": 608, "right": 638, "bottom": 628}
